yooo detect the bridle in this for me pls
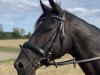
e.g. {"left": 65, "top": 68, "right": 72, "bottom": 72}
{"left": 20, "top": 11, "right": 66, "bottom": 69}
{"left": 20, "top": 11, "right": 66, "bottom": 68}
{"left": 20, "top": 11, "right": 100, "bottom": 71}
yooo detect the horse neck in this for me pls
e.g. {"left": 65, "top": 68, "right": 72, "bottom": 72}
{"left": 70, "top": 16, "right": 100, "bottom": 59}
{"left": 65, "top": 12, "right": 94, "bottom": 57}
{"left": 68, "top": 16, "right": 100, "bottom": 75}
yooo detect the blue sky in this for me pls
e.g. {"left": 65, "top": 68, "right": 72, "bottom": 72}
{"left": 0, "top": 0, "right": 100, "bottom": 34}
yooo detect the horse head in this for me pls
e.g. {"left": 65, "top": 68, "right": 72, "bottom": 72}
{"left": 14, "top": 0, "right": 73, "bottom": 75}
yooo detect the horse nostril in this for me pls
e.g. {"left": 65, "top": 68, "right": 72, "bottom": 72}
{"left": 14, "top": 61, "right": 25, "bottom": 70}
{"left": 18, "top": 62, "right": 24, "bottom": 69}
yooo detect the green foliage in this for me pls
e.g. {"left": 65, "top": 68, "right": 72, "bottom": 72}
{"left": 0, "top": 32, "right": 4, "bottom": 39}
{"left": 0, "top": 32, "right": 13, "bottom": 39}
{"left": 0, "top": 27, "right": 32, "bottom": 39}
{"left": 12, "top": 28, "right": 21, "bottom": 39}
{"left": 0, "top": 24, "right": 3, "bottom": 32}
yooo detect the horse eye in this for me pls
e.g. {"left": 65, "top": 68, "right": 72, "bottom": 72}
{"left": 44, "top": 27, "right": 52, "bottom": 32}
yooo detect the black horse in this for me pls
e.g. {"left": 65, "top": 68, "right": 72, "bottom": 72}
{"left": 14, "top": 0, "right": 100, "bottom": 75}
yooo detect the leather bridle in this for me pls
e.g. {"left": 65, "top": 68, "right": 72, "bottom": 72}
{"left": 20, "top": 11, "right": 100, "bottom": 71}
{"left": 20, "top": 13, "right": 65, "bottom": 69}
{"left": 20, "top": 12, "right": 66, "bottom": 69}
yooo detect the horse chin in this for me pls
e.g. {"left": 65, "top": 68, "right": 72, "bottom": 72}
{"left": 17, "top": 69, "right": 36, "bottom": 75}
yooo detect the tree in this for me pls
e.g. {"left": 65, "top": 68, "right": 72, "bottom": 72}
{"left": 12, "top": 28, "right": 21, "bottom": 39}
{"left": 0, "top": 25, "right": 4, "bottom": 39}
{"left": 27, "top": 32, "right": 31, "bottom": 38}
{"left": 0, "top": 24, "right": 3, "bottom": 32}
{"left": 20, "top": 28, "right": 25, "bottom": 36}
{"left": 24, "top": 32, "right": 31, "bottom": 38}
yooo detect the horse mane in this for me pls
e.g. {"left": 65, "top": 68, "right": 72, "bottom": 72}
{"left": 64, "top": 10, "right": 100, "bottom": 32}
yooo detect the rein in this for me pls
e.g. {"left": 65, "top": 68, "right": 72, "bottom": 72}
{"left": 49, "top": 57, "right": 100, "bottom": 68}
{"left": 20, "top": 12, "right": 100, "bottom": 70}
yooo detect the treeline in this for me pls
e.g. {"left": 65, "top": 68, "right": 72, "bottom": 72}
{"left": 0, "top": 28, "right": 31, "bottom": 39}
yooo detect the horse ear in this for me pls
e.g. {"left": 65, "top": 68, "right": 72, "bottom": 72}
{"left": 40, "top": 0, "right": 50, "bottom": 12}
{"left": 49, "top": 0, "right": 63, "bottom": 14}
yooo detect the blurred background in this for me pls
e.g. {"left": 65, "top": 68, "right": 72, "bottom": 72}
{"left": 0, "top": 0, "right": 100, "bottom": 75}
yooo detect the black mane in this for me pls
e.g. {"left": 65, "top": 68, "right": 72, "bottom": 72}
{"left": 64, "top": 11, "right": 100, "bottom": 33}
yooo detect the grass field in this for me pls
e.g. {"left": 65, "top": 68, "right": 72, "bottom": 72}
{"left": 0, "top": 47, "right": 19, "bottom": 52}
{"left": 0, "top": 39, "right": 85, "bottom": 75}
{"left": 0, "top": 39, "right": 28, "bottom": 48}
{"left": 0, "top": 39, "right": 28, "bottom": 52}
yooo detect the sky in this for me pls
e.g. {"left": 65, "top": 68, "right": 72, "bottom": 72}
{"left": 0, "top": 0, "right": 100, "bottom": 34}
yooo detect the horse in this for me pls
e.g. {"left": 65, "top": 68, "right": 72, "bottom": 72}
{"left": 14, "top": 0, "right": 100, "bottom": 75}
